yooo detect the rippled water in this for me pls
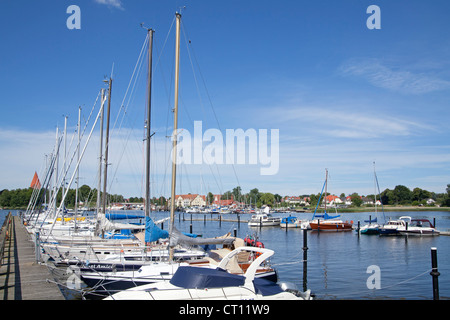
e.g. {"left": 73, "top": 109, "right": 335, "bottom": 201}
{"left": 3, "top": 209, "right": 449, "bottom": 300}
{"left": 170, "top": 210, "right": 450, "bottom": 300}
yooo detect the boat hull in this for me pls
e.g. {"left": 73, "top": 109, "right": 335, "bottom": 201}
{"left": 398, "top": 229, "right": 440, "bottom": 236}
{"left": 80, "top": 266, "right": 278, "bottom": 300}
{"left": 360, "top": 227, "right": 380, "bottom": 235}
{"left": 309, "top": 221, "right": 352, "bottom": 231}
{"left": 248, "top": 221, "right": 281, "bottom": 227}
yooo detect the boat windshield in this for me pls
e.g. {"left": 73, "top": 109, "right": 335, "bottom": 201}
{"left": 410, "top": 220, "right": 432, "bottom": 228}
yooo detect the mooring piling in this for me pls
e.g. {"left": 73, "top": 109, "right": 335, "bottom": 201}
{"left": 430, "top": 247, "right": 440, "bottom": 300}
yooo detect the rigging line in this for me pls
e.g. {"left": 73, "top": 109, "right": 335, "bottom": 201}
{"left": 107, "top": 37, "right": 149, "bottom": 194}
{"left": 180, "top": 21, "right": 225, "bottom": 195}
{"left": 181, "top": 19, "right": 241, "bottom": 190}
{"left": 111, "top": 34, "right": 149, "bottom": 133}
{"left": 103, "top": 36, "right": 148, "bottom": 196}
{"left": 45, "top": 91, "right": 100, "bottom": 219}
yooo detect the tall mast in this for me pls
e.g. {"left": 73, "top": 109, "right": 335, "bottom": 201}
{"left": 53, "top": 126, "right": 59, "bottom": 218}
{"left": 145, "top": 28, "right": 154, "bottom": 243}
{"left": 97, "top": 89, "right": 105, "bottom": 213}
{"left": 324, "top": 168, "right": 328, "bottom": 214}
{"left": 62, "top": 115, "right": 68, "bottom": 220}
{"left": 102, "top": 78, "right": 112, "bottom": 217}
{"left": 169, "top": 12, "right": 182, "bottom": 260}
{"left": 373, "top": 161, "right": 377, "bottom": 216}
{"left": 74, "top": 106, "right": 81, "bottom": 230}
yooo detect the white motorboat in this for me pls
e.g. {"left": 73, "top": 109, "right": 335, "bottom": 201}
{"left": 104, "top": 246, "right": 312, "bottom": 300}
{"left": 398, "top": 218, "right": 440, "bottom": 236}
{"left": 379, "top": 216, "right": 410, "bottom": 236}
{"left": 280, "top": 216, "right": 309, "bottom": 229}
{"left": 248, "top": 213, "right": 281, "bottom": 227}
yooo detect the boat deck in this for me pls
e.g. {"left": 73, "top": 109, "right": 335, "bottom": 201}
{"left": 0, "top": 215, "right": 64, "bottom": 300}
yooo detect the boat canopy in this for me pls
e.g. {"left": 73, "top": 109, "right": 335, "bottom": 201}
{"left": 169, "top": 266, "right": 284, "bottom": 296}
{"left": 281, "top": 216, "right": 297, "bottom": 224}
{"left": 364, "top": 217, "right": 378, "bottom": 223}
{"left": 169, "top": 226, "right": 235, "bottom": 247}
{"left": 314, "top": 212, "right": 340, "bottom": 220}
{"left": 145, "top": 216, "right": 169, "bottom": 242}
{"left": 170, "top": 266, "right": 244, "bottom": 289}
{"left": 106, "top": 213, "right": 144, "bottom": 220}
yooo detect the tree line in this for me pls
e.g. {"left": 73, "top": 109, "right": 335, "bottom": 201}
{"left": 217, "top": 184, "right": 450, "bottom": 208}
{"left": 1, "top": 184, "right": 450, "bottom": 209}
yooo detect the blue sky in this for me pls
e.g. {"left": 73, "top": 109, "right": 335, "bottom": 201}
{"left": 1, "top": 0, "right": 450, "bottom": 199}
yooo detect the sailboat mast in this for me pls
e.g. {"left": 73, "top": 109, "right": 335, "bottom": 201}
{"left": 373, "top": 161, "right": 377, "bottom": 216}
{"left": 53, "top": 126, "right": 59, "bottom": 218}
{"left": 62, "top": 115, "right": 67, "bottom": 221}
{"left": 169, "top": 12, "right": 182, "bottom": 260}
{"left": 102, "top": 78, "right": 112, "bottom": 216}
{"left": 145, "top": 28, "right": 154, "bottom": 221}
{"left": 97, "top": 89, "right": 105, "bottom": 213}
{"left": 324, "top": 168, "right": 328, "bottom": 213}
{"left": 74, "top": 106, "right": 81, "bottom": 229}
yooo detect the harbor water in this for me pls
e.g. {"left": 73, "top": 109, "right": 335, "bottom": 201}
{"left": 2, "top": 209, "right": 449, "bottom": 300}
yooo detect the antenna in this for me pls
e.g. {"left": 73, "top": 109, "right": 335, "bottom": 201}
{"left": 140, "top": 22, "right": 154, "bottom": 32}
{"left": 177, "top": 6, "right": 186, "bottom": 15}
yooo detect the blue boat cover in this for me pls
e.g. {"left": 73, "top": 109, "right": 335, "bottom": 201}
{"left": 314, "top": 212, "right": 340, "bottom": 220}
{"left": 170, "top": 266, "right": 244, "bottom": 289}
{"left": 364, "top": 217, "right": 378, "bottom": 223}
{"left": 145, "top": 216, "right": 169, "bottom": 242}
{"left": 106, "top": 213, "right": 144, "bottom": 220}
{"left": 281, "top": 216, "right": 297, "bottom": 224}
{"left": 253, "top": 278, "right": 284, "bottom": 296}
{"left": 170, "top": 266, "right": 284, "bottom": 296}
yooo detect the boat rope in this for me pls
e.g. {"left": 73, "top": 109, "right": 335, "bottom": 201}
{"left": 378, "top": 268, "right": 432, "bottom": 291}
{"left": 313, "top": 268, "right": 434, "bottom": 299}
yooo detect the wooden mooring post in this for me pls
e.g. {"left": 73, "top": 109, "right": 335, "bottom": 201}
{"left": 430, "top": 247, "right": 440, "bottom": 300}
{"left": 302, "top": 229, "right": 308, "bottom": 292}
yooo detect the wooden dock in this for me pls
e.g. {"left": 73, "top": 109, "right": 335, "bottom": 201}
{"left": 0, "top": 214, "right": 64, "bottom": 300}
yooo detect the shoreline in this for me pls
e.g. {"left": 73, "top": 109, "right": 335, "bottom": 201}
{"left": 310, "top": 206, "right": 450, "bottom": 213}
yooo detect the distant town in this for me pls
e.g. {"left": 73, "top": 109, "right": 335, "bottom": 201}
{"left": 1, "top": 183, "right": 449, "bottom": 211}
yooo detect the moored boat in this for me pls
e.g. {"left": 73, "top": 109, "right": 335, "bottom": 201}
{"left": 248, "top": 213, "right": 281, "bottom": 227}
{"left": 398, "top": 218, "right": 440, "bottom": 236}
{"left": 104, "top": 246, "right": 312, "bottom": 300}
{"left": 379, "top": 216, "right": 410, "bottom": 236}
{"left": 280, "top": 216, "right": 309, "bottom": 229}
{"left": 309, "top": 218, "right": 353, "bottom": 231}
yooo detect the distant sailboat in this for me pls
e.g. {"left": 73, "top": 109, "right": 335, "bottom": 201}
{"left": 309, "top": 169, "right": 353, "bottom": 231}
{"left": 359, "top": 162, "right": 385, "bottom": 235}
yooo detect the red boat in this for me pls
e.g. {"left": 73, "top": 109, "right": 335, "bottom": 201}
{"left": 309, "top": 219, "right": 353, "bottom": 231}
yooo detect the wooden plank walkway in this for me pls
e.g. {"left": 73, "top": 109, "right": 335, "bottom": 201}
{"left": 0, "top": 215, "right": 64, "bottom": 300}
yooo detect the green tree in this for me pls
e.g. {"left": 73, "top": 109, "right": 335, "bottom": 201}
{"left": 221, "top": 191, "right": 233, "bottom": 200}
{"left": 232, "top": 186, "right": 242, "bottom": 203}
{"left": 260, "top": 193, "right": 275, "bottom": 207}
{"left": 207, "top": 192, "right": 214, "bottom": 205}
{"left": 411, "top": 187, "right": 431, "bottom": 202}
{"left": 350, "top": 192, "right": 363, "bottom": 207}
{"left": 393, "top": 185, "right": 412, "bottom": 205}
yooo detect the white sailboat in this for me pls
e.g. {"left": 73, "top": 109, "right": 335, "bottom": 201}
{"left": 359, "top": 162, "right": 385, "bottom": 235}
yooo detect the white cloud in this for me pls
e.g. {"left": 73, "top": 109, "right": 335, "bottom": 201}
{"left": 94, "top": 0, "right": 124, "bottom": 10}
{"left": 339, "top": 58, "right": 450, "bottom": 94}
{"left": 266, "top": 105, "right": 434, "bottom": 139}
